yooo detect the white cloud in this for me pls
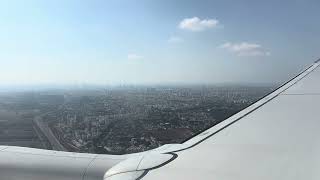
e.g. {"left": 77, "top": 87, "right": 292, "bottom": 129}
{"left": 168, "top": 36, "right": 184, "bottom": 43}
{"left": 127, "top": 54, "right": 143, "bottom": 60}
{"left": 220, "top": 42, "right": 270, "bottom": 57}
{"left": 179, "top": 17, "right": 219, "bottom": 32}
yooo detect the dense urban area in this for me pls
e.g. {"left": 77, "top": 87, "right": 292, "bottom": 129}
{"left": 0, "top": 85, "right": 275, "bottom": 154}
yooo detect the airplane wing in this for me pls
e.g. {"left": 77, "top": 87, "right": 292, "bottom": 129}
{"left": 1, "top": 59, "right": 319, "bottom": 180}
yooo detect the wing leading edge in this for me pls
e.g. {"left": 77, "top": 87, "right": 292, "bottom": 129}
{"left": 140, "top": 59, "right": 320, "bottom": 180}
{"left": 1, "top": 60, "right": 320, "bottom": 180}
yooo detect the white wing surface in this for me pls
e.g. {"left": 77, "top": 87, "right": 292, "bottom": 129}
{"left": 140, "top": 60, "right": 320, "bottom": 180}
{"left": 1, "top": 60, "right": 319, "bottom": 180}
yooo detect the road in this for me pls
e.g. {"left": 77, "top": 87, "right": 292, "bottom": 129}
{"left": 33, "top": 115, "right": 67, "bottom": 151}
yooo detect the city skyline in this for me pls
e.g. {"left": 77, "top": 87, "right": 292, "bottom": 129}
{"left": 0, "top": 84, "right": 273, "bottom": 154}
{"left": 0, "top": 0, "right": 320, "bottom": 86}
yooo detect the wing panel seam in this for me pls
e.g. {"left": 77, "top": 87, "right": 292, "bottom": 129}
{"left": 172, "top": 61, "right": 320, "bottom": 153}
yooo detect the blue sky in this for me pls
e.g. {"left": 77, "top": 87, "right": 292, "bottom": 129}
{"left": 0, "top": 0, "right": 319, "bottom": 86}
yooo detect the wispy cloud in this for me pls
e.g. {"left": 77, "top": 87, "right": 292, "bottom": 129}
{"left": 179, "top": 17, "right": 219, "bottom": 32}
{"left": 220, "top": 42, "right": 270, "bottom": 57}
{"left": 168, "top": 36, "right": 184, "bottom": 43}
{"left": 127, "top": 54, "right": 143, "bottom": 60}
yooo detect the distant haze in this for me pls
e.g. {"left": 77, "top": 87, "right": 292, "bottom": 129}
{"left": 0, "top": 0, "right": 319, "bottom": 87}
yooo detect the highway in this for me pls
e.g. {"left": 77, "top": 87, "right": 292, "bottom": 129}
{"left": 33, "top": 115, "right": 67, "bottom": 151}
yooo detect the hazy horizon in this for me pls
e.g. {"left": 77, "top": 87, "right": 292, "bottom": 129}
{"left": 0, "top": 81, "right": 279, "bottom": 92}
